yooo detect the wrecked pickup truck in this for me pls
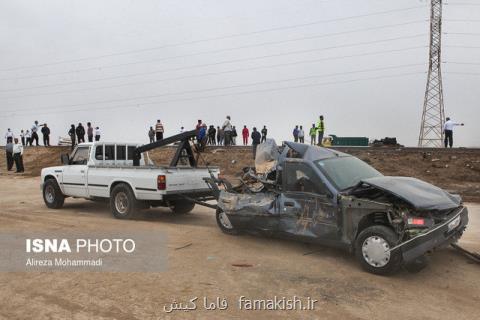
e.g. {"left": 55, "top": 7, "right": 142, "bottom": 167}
{"left": 211, "top": 140, "right": 469, "bottom": 275}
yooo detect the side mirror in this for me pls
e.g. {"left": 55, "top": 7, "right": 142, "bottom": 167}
{"left": 61, "top": 154, "right": 70, "bottom": 165}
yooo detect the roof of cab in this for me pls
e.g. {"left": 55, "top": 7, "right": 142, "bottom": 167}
{"left": 284, "top": 141, "right": 350, "bottom": 161}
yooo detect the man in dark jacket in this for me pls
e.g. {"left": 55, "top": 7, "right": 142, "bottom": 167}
{"left": 68, "top": 125, "right": 76, "bottom": 150}
{"left": 76, "top": 123, "right": 85, "bottom": 143}
{"left": 261, "top": 125, "right": 267, "bottom": 143}
{"left": 5, "top": 140, "right": 14, "bottom": 171}
{"left": 251, "top": 127, "right": 261, "bottom": 159}
{"left": 41, "top": 123, "right": 50, "bottom": 146}
{"left": 208, "top": 125, "right": 216, "bottom": 145}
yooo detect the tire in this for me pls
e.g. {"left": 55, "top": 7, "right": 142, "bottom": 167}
{"left": 215, "top": 208, "right": 239, "bottom": 235}
{"left": 110, "top": 183, "right": 139, "bottom": 219}
{"left": 355, "top": 225, "right": 402, "bottom": 276}
{"left": 169, "top": 201, "right": 195, "bottom": 214}
{"left": 43, "top": 179, "right": 65, "bottom": 209}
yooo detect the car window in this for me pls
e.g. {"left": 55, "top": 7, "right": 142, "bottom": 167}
{"left": 104, "top": 145, "right": 115, "bottom": 160}
{"left": 116, "top": 145, "right": 126, "bottom": 160}
{"left": 284, "top": 162, "right": 326, "bottom": 194}
{"left": 95, "top": 146, "right": 103, "bottom": 160}
{"left": 71, "top": 147, "right": 90, "bottom": 165}
{"left": 127, "top": 146, "right": 136, "bottom": 160}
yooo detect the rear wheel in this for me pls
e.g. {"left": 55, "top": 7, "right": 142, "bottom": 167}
{"left": 169, "top": 201, "right": 195, "bottom": 214}
{"left": 110, "top": 184, "right": 139, "bottom": 219}
{"left": 216, "top": 208, "right": 239, "bottom": 235}
{"left": 355, "top": 225, "right": 402, "bottom": 275}
{"left": 43, "top": 179, "right": 65, "bottom": 209}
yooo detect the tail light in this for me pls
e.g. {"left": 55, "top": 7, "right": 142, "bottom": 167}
{"left": 157, "top": 175, "right": 166, "bottom": 190}
{"left": 407, "top": 217, "right": 425, "bottom": 226}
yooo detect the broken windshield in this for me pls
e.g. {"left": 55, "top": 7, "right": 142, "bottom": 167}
{"left": 315, "top": 156, "right": 382, "bottom": 191}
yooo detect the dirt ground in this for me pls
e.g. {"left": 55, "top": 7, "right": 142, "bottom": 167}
{"left": 0, "top": 174, "right": 479, "bottom": 319}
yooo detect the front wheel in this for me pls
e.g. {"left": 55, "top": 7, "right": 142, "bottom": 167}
{"left": 110, "top": 184, "right": 139, "bottom": 219}
{"left": 355, "top": 225, "right": 402, "bottom": 275}
{"left": 43, "top": 179, "right": 65, "bottom": 209}
{"left": 216, "top": 208, "right": 239, "bottom": 235}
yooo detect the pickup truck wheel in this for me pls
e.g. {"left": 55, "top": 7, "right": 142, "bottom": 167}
{"left": 43, "top": 179, "right": 65, "bottom": 209}
{"left": 355, "top": 225, "right": 402, "bottom": 276}
{"left": 110, "top": 184, "right": 138, "bottom": 219}
{"left": 216, "top": 208, "right": 239, "bottom": 235}
{"left": 169, "top": 201, "right": 195, "bottom": 214}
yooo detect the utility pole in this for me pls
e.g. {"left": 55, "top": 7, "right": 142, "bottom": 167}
{"left": 418, "top": 0, "right": 445, "bottom": 147}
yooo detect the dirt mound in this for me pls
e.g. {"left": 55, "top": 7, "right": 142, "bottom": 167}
{"left": 1, "top": 145, "right": 479, "bottom": 201}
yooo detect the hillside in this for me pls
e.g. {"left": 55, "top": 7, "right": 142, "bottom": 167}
{"left": 1, "top": 145, "right": 479, "bottom": 201}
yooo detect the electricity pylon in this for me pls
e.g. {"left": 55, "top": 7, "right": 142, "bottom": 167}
{"left": 418, "top": 0, "right": 445, "bottom": 147}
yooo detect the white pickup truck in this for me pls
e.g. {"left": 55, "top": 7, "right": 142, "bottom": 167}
{"left": 40, "top": 139, "right": 219, "bottom": 219}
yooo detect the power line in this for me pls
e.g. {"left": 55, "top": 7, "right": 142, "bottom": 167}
{"left": 1, "top": 46, "right": 426, "bottom": 100}
{"left": 0, "top": 5, "right": 426, "bottom": 72}
{"left": 443, "top": 61, "right": 480, "bottom": 65}
{"left": 7, "top": 63, "right": 424, "bottom": 113}
{"left": 1, "top": 72, "right": 424, "bottom": 118}
{"left": 0, "top": 20, "right": 427, "bottom": 82}
{"left": 444, "top": 32, "right": 480, "bottom": 35}
{"left": 0, "top": 34, "right": 427, "bottom": 93}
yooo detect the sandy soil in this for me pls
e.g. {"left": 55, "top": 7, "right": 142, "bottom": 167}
{"left": 0, "top": 176, "right": 479, "bottom": 319}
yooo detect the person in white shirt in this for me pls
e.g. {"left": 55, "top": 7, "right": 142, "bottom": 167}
{"left": 12, "top": 138, "right": 24, "bottom": 173}
{"left": 5, "top": 128, "right": 14, "bottom": 143}
{"left": 20, "top": 130, "right": 26, "bottom": 146}
{"left": 222, "top": 116, "right": 233, "bottom": 146}
{"left": 31, "top": 120, "right": 43, "bottom": 146}
{"left": 298, "top": 125, "right": 305, "bottom": 143}
{"left": 443, "top": 117, "right": 464, "bottom": 148}
{"left": 25, "top": 130, "right": 31, "bottom": 146}
{"left": 94, "top": 127, "right": 101, "bottom": 141}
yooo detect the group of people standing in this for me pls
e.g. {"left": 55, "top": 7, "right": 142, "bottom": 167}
{"left": 5, "top": 138, "right": 24, "bottom": 173}
{"left": 68, "top": 122, "right": 101, "bottom": 150}
{"left": 5, "top": 120, "right": 51, "bottom": 147}
{"left": 293, "top": 115, "right": 326, "bottom": 146}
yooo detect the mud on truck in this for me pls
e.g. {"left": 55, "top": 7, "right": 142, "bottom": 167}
{"left": 211, "top": 140, "right": 469, "bottom": 275}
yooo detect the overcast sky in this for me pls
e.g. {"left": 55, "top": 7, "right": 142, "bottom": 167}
{"left": 0, "top": 0, "right": 479, "bottom": 147}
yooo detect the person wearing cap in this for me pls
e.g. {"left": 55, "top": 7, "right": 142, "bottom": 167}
{"left": 12, "top": 138, "right": 24, "bottom": 173}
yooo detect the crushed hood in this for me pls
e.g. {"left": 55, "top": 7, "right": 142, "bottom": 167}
{"left": 359, "top": 176, "right": 461, "bottom": 211}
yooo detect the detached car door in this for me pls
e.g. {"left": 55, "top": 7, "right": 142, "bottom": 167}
{"left": 61, "top": 146, "right": 90, "bottom": 197}
{"left": 278, "top": 160, "right": 339, "bottom": 241}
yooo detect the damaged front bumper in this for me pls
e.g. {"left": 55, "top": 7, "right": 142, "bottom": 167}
{"left": 390, "top": 207, "right": 469, "bottom": 263}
